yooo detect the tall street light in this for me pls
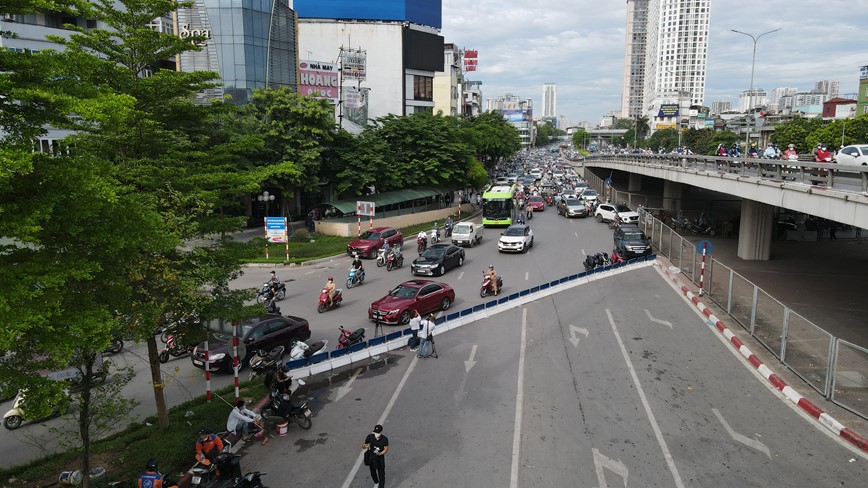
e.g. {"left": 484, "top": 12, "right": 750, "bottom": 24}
{"left": 731, "top": 28, "right": 781, "bottom": 148}
{"left": 258, "top": 190, "right": 275, "bottom": 217}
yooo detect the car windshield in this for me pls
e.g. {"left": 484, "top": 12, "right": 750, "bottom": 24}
{"left": 616, "top": 204, "right": 631, "bottom": 212}
{"left": 565, "top": 199, "right": 582, "bottom": 206}
{"left": 389, "top": 285, "right": 419, "bottom": 299}
{"left": 623, "top": 231, "right": 647, "bottom": 241}
{"left": 421, "top": 247, "right": 445, "bottom": 258}
{"left": 504, "top": 227, "right": 525, "bottom": 236}
{"left": 358, "top": 231, "right": 382, "bottom": 240}
{"left": 582, "top": 190, "right": 597, "bottom": 197}
{"left": 529, "top": 196, "right": 543, "bottom": 202}
{"left": 213, "top": 325, "right": 253, "bottom": 341}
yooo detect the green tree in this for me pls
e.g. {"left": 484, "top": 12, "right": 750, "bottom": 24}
{"left": 806, "top": 113, "right": 868, "bottom": 150}
{"left": 682, "top": 128, "right": 715, "bottom": 154}
{"left": 769, "top": 116, "right": 824, "bottom": 153}
{"left": 613, "top": 117, "right": 635, "bottom": 130}
{"left": 646, "top": 128, "right": 679, "bottom": 151}
{"left": 464, "top": 111, "right": 521, "bottom": 171}
{"left": 572, "top": 128, "right": 590, "bottom": 150}
{"left": 534, "top": 121, "right": 559, "bottom": 146}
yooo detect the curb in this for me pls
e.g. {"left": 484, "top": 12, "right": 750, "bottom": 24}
{"left": 657, "top": 262, "right": 868, "bottom": 454}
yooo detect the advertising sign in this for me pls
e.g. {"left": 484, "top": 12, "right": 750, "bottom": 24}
{"left": 500, "top": 109, "right": 530, "bottom": 122}
{"left": 264, "top": 217, "right": 288, "bottom": 243}
{"left": 657, "top": 104, "right": 679, "bottom": 118}
{"left": 341, "top": 50, "right": 366, "bottom": 81}
{"left": 464, "top": 49, "right": 478, "bottom": 72}
{"left": 299, "top": 61, "right": 339, "bottom": 104}
{"left": 357, "top": 201, "right": 375, "bottom": 217}
{"left": 344, "top": 86, "right": 363, "bottom": 109}
{"left": 656, "top": 123, "right": 676, "bottom": 129}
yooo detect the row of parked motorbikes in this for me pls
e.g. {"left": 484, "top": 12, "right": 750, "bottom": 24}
{"left": 659, "top": 212, "right": 716, "bottom": 236}
{"left": 583, "top": 250, "right": 627, "bottom": 271}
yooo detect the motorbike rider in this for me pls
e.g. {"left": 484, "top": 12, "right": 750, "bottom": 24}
{"left": 487, "top": 264, "right": 499, "bottom": 296}
{"left": 815, "top": 143, "right": 832, "bottom": 162}
{"left": 138, "top": 458, "right": 177, "bottom": 488}
{"left": 195, "top": 428, "right": 225, "bottom": 467}
{"left": 763, "top": 143, "right": 777, "bottom": 159}
{"left": 417, "top": 229, "right": 428, "bottom": 251}
{"left": 268, "top": 270, "right": 280, "bottom": 291}
{"left": 324, "top": 276, "right": 336, "bottom": 306}
{"left": 351, "top": 252, "right": 365, "bottom": 278}
{"left": 782, "top": 144, "right": 798, "bottom": 160}
{"left": 747, "top": 143, "right": 758, "bottom": 158}
{"left": 445, "top": 216, "right": 453, "bottom": 236}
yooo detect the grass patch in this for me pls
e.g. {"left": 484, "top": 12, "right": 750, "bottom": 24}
{"left": 228, "top": 211, "right": 467, "bottom": 265}
{"left": 0, "top": 381, "right": 267, "bottom": 487}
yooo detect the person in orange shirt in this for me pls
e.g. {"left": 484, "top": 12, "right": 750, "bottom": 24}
{"left": 138, "top": 458, "right": 178, "bottom": 488}
{"left": 195, "top": 429, "right": 225, "bottom": 466}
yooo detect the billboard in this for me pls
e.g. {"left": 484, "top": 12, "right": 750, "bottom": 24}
{"left": 294, "top": 0, "right": 442, "bottom": 29}
{"left": 299, "top": 60, "right": 339, "bottom": 104}
{"left": 657, "top": 104, "right": 679, "bottom": 118}
{"left": 464, "top": 49, "right": 478, "bottom": 72}
{"left": 403, "top": 28, "right": 444, "bottom": 72}
{"left": 500, "top": 109, "right": 531, "bottom": 122}
{"left": 341, "top": 50, "right": 366, "bottom": 81}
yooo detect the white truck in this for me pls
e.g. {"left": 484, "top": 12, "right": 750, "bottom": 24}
{"left": 451, "top": 222, "right": 484, "bottom": 247}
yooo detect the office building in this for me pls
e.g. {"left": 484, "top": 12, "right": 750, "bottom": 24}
{"left": 711, "top": 100, "right": 732, "bottom": 115}
{"left": 768, "top": 87, "right": 798, "bottom": 112}
{"left": 815, "top": 80, "right": 839, "bottom": 99}
{"left": 542, "top": 83, "right": 557, "bottom": 118}
{"left": 738, "top": 88, "right": 767, "bottom": 112}
{"left": 638, "top": 0, "right": 711, "bottom": 131}
{"left": 620, "top": 0, "right": 649, "bottom": 118}
{"left": 487, "top": 94, "right": 535, "bottom": 147}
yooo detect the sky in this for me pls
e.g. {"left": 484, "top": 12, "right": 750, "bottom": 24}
{"left": 440, "top": 0, "right": 868, "bottom": 126}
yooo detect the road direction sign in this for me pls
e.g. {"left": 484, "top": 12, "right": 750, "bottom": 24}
{"left": 696, "top": 240, "right": 713, "bottom": 254}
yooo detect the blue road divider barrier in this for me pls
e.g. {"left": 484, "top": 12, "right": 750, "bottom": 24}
{"left": 282, "top": 255, "right": 657, "bottom": 379}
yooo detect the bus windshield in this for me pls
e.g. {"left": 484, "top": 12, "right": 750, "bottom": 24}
{"left": 483, "top": 199, "right": 513, "bottom": 220}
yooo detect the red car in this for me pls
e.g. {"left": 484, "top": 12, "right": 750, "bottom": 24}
{"left": 368, "top": 279, "right": 455, "bottom": 325}
{"left": 347, "top": 227, "right": 403, "bottom": 258}
{"left": 528, "top": 196, "right": 545, "bottom": 211}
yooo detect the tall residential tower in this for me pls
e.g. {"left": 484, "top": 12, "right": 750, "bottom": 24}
{"left": 620, "top": 0, "right": 649, "bottom": 118}
{"left": 542, "top": 83, "right": 557, "bottom": 118}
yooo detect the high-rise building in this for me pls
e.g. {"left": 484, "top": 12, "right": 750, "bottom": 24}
{"left": 542, "top": 83, "right": 557, "bottom": 118}
{"left": 639, "top": 0, "right": 711, "bottom": 131}
{"left": 487, "top": 94, "right": 534, "bottom": 147}
{"left": 739, "top": 88, "right": 767, "bottom": 112}
{"left": 768, "top": 87, "right": 798, "bottom": 112}
{"left": 711, "top": 101, "right": 732, "bottom": 115}
{"left": 815, "top": 80, "right": 840, "bottom": 99}
{"left": 620, "top": 0, "right": 649, "bottom": 118}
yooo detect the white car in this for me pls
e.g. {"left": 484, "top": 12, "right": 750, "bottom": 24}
{"left": 580, "top": 188, "right": 599, "bottom": 204}
{"left": 498, "top": 224, "right": 534, "bottom": 253}
{"left": 835, "top": 144, "right": 868, "bottom": 167}
{"left": 595, "top": 203, "right": 639, "bottom": 225}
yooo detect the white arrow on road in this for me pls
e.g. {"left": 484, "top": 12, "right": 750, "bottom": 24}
{"left": 712, "top": 408, "right": 771, "bottom": 460}
{"left": 645, "top": 309, "right": 673, "bottom": 328}
{"left": 335, "top": 367, "right": 363, "bottom": 402}
{"left": 464, "top": 344, "right": 478, "bottom": 373}
{"left": 455, "top": 345, "right": 479, "bottom": 402}
{"left": 568, "top": 324, "right": 589, "bottom": 347}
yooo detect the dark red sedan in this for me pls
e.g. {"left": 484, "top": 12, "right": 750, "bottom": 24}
{"left": 528, "top": 196, "right": 545, "bottom": 211}
{"left": 368, "top": 280, "right": 455, "bottom": 325}
{"left": 347, "top": 227, "right": 403, "bottom": 258}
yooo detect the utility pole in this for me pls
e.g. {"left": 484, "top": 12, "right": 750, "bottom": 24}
{"left": 731, "top": 28, "right": 781, "bottom": 149}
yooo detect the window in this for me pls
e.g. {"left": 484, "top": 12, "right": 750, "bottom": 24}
{"left": 413, "top": 75, "right": 433, "bottom": 101}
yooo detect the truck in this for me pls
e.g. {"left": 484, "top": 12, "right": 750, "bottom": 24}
{"left": 451, "top": 222, "right": 484, "bottom": 247}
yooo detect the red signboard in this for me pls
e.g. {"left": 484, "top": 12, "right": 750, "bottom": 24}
{"left": 463, "top": 50, "right": 478, "bottom": 72}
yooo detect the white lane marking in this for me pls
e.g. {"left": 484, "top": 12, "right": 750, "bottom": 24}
{"left": 340, "top": 355, "right": 420, "bottom": 488}
{"left": 464, "top": 344, "right": 478, "bottom": 373}
{"left": 305, "top": 270, "right": 317, "bottom": 275}
{"left": 575, "top": 232, "right": 579, "bottom": 237}
{"left": 592, "top": 448, "right": 630, "bottom": 487}
{"left": 335, "top": 367, "right": 363, "bottom": 402}
{"left": 606, "top": 308, "right": 686, "bottom": 488}
{"left": 712, "top": 408, "right": 772, "bottom": 460}
{"left": 525, "top": 271, "right": 529, "bottom": 281}
{"left": 455, "top": 344, "right": 478, "bottom": 402}
{"left": 568, "top": 324, "right": 589, "bottom": 348}
{"left": 458, "top": 271, "right": 464, "bottom": 280}
{"left": 645, "top": 309, "right": 673, "bottom": 328}
{"left": 581, "top": 249, "right": 586, "bottom": 256}
{"left": 510, "top": 308, "right": 528, "bottom": 488}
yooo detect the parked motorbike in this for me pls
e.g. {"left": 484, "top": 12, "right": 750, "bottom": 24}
{"left": 347, "top": 267, "right": 365, "bottom": 289}
{"left": 687, "top": 215, "right": 716, "bottom": 236}
{"left": 376, "top": 247, "right": 388, "bottom": 267}
{"left": 3, "top": 390, "right": 68, "bottom": 430}
{"left": 190, "top": 450, "right": 254, "bottom": 488}
{"left": 583, "top": 252, "right": 610, "bottom": 271}
{"left": 256, "top": 282, "right": 286, "bottom": 304}
{"left": 248, "top": 346, "right": 286, "bottom": 380}
{"left": 317, "top": 288, "right": 343, "bottom": 313}
{"left": 480, "top": 271, "right": 504, "bottom": 298}
{"left": 264, "top": 296, "right": 280, "bottom": 315}
{"left": 337, "top": 325, "right": 365, "bottom": 349}
{"left": 288, "top": 338, "right": 328, "bottom": 361}
{"left": 386, "top": 248, "right": 404, "bottom": 271}
{"left": 102, "top": 334, "right": 124, "bottom": 355}
{"left": 159, "top": 333, "right": 195, "bottom": 363}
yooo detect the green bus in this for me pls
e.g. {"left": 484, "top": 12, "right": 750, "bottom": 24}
{"left": 482, "top": 184, "right": 518, "bottom": 227}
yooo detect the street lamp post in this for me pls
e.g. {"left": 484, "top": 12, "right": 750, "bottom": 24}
{"left": 731, "top": 28, "right": 781, "bottom": 149}
{"left": 258, "top": 190, "right": 275, "bottom": 217}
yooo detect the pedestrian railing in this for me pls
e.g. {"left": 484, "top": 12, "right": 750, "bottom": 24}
{"left": 638, "top": 209, "right": 868, "bottom": 420}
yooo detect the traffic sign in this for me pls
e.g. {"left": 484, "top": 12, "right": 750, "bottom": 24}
{"left": 696, "top": 239, "right": 712, "bottom": 254}
{"left": 604, "top": 177, "right": 612, "bottom": 186}
{"left": 357, "top": 201, "right": 375, "bottom": 217}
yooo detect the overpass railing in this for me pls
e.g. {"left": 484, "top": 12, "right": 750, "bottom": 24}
{"left": 637, "top": 209, "right": 868, "bottom": 420}
{"left": 585, "top": 154, "right": 868, "bottom": 193}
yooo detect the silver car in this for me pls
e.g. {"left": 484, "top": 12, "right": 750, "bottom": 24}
{"left": 558, "top": 198, "right": 588, "bottom": 218}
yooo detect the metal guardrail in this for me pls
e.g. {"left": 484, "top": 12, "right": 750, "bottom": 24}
{"left": 281, "top": 255, "right": 657, "bottom": 374}
{"left": 585, "top": 154, "right": 868, "bottom": 192}
{"left": 638, "top": 209, "right": 868, "bottom": 420}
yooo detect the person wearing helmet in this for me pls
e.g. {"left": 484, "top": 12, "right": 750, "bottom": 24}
{"left": 351, "top": 252, "right": 365, "bottom": 278}
{"left": 487, "top": 264, "right": 499, "bottom": 296}
{"left": 195, "top": 428, "right": 225, "bottom": 467}
{"left": 748, "top": 142, "right": 758, "bottom": 158}
{"left": 138, "top": 458, "right": 177, "bottom": 488}
{"left": 782, "top": 144, "right": 798, "bottom": 161}
{"left": 763, "top": 143, "right": 777, "bottom": 159}
{"left": 324, "top": 276, "right": 336, "bottom": 306}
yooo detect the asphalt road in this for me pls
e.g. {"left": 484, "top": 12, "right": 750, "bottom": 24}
{"left": 240, "top": 266, "right": 868, "bottom": 487}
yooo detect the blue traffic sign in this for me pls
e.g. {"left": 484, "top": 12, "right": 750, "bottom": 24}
{"left": 604, "top": 177, "right": 612, "bottom": 186}
{"left": 696, "top": 240, "right": 713, "bottom": 254}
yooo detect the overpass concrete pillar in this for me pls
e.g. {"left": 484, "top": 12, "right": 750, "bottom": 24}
{"left": 662, "top": 181, "right": 682, "bottom": 211}
{"left": 737, "top": 199, "right": 774, "bottom": 260}
{"left": 628, "top": 173, "right": 642, "bottom": 192}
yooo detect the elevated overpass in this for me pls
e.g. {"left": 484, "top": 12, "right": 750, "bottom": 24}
{"left": 577, "top": 154, "right": 868, "bottom": 260}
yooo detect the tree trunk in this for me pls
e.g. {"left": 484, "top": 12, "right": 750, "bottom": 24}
{"left": 147, "top": 336, "right": 170, "bottom": 429}
{"left": 79, "top": 358, "right": 94, "bottom": 488}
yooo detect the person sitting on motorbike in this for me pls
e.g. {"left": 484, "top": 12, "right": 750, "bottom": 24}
{"left": 324, "top": 276, "right": 336, "bottom": 306}
{"left": 267, "top": 366, "right": 293, "bottom": 397}
{"left": 417, "top": 230, "right": 428, "bottom": 250}
{"left": 351, "top": 252, "right": 364, "bottom": 276}
{"left": 195, "top": 428, "right": 225, "bottom": 467}
{"left": 487, "top": 265, "right": 499, "bottom": 296}
{"left": 445, "top": 216, "right": 453, "bottom": 234}
{"left": 432, "top": 222, "right": 440, "bottom": 240}
{"left": 763, "top": 143, "right": 777, "bottom": 159}
{"left": 138, "top": 458, "right": 177, "bottom": 488}
{"left": 268, "top": 270, "right": 280, "bottom": 289}
{"left": 382, "top": 240, "right": 390, "bottom": 258}
{"left": 815, "top": 143, "right": 832, "bottom": 162}
{"left": 526, "top": 202, "right": 533, "bottom": 219}
{"left": 747, "top": 143, "right": 758, "bottom": 158}
{"left": 782, "top": 144, "right": 798, "bottom": 160}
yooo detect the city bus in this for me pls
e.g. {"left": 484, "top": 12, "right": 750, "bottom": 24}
{"left": 482, "top": 184, "right": 517, "bottom": 227}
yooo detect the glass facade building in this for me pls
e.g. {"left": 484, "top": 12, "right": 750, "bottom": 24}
{"left": 178, "top": 0, "right": 298, "bottom": 104}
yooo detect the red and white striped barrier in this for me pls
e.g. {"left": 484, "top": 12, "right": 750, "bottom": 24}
{"left": 660, "top": 263, "right": 868, "bottom": 454}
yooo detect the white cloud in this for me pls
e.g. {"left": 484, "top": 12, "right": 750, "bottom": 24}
{"left": 440, "top": 0, "right": 868, "bottom": 125}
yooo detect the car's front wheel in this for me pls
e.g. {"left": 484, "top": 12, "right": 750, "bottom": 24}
{"left": 596, "top": 214, "right": 603, "bottom": 223}
{"left": 440, "top": 297, "right": 451, "bottom": 310}
{"left": 399, "top": 310, "right": 412, "bottom": 325}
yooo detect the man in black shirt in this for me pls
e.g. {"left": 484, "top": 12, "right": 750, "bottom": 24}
{"left": 363, "top": 424, "right": 389, "bottom": 488}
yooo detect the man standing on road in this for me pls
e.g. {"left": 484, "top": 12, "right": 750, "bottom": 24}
{"left": 363, "top": 424, "right": 389, "bottom": 488}
{"left": 417, "top": 314, "right": 435, "bottom": 359}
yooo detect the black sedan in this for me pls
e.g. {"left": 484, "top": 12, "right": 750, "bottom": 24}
{"left": 410, "top": 243, "right": 465, "bottom": 276}
{"left": 191, "top": 315, "right": 311, "bottom": 373}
